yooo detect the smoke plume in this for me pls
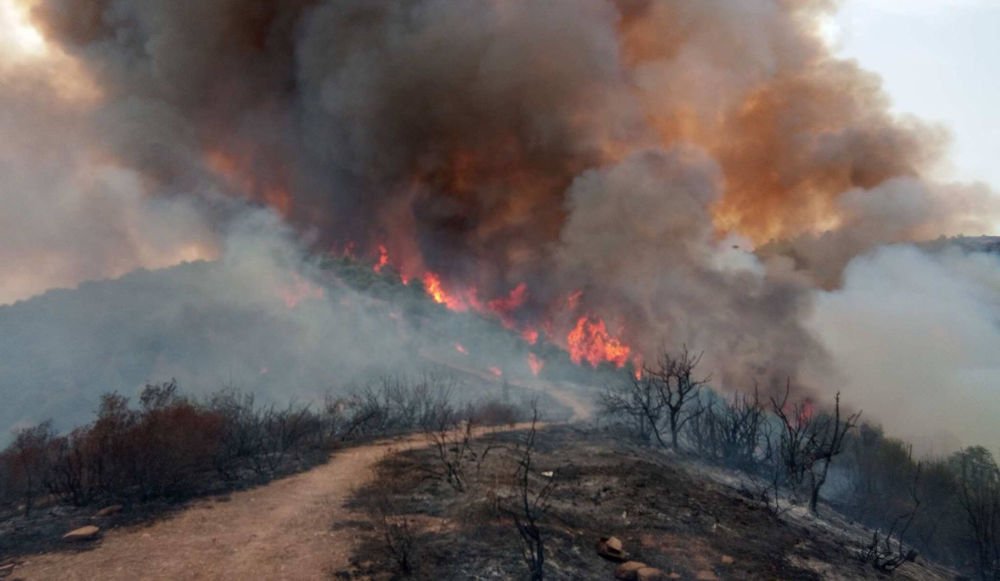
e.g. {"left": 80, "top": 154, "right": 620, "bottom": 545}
{"left": 1, "top": 0, "right": 998, "bottom": 448}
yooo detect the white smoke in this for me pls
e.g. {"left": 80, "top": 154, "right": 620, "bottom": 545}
{"left": 807, "top": 245, "right": 1000, "bottom": 453}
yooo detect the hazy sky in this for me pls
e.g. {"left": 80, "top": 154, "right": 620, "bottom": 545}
{"left": 830, "top": 0, "right": 1000, "bottom": 199}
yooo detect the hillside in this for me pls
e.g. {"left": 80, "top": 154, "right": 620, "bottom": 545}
{"left": 2, "top": 424, "right": 958, "bottom": 580}
{"left": 0, "top": 257, "right": 606, "bottom": 440}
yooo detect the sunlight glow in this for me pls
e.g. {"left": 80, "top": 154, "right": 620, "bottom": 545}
{"left": 0, "top": 0, "right": 46, "bottom": 60}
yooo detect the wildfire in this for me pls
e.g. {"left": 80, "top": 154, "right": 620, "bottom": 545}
{"left": 348, "top": 241, "right": 638, "bottom": 373}
{"left": 421, "top": 272, "right": 480, "bottom": 311}
{"left": 489, "top": 366, "right": 503, "bottom": 378}
{"left": 373, "top": 245, "right": 389, "bottom": 273}
{"left": 527, "top": 353, "right": 544, "bottom": 376}
{"left": 488, "top": 283, "right": 528, "bottom": 319}
{"left": 423, "top": 272, "right": 457, "bottom": 309}
{"left": 567, "top": 316, "right": 632, "bottom": 368}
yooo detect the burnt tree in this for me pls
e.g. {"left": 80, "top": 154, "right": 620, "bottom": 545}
{"left": 771, "top": 385, "right": 861, "bottom": 513}
{"left": 602, "top": 347, "right": 707, "bottom": 451}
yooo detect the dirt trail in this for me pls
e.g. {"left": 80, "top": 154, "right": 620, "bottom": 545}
{"left": 12, "top": 413, "right": 565, "bottom": 581}
{"left": 14, "top": 434, "right": 429, "bottom": 580}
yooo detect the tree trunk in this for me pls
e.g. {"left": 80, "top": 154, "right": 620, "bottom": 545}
{"left": 809, "top": 459, "right": 831, "bottom": 514}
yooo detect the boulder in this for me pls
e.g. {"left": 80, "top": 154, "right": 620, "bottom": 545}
{"left": 596, "top": 536, "right": 628, "bottom": 562}
{"left": 614, "top": 561, "right": 647, "bottom": 581}
{"left": 63, "top": 525, "right": 100, "bottom": 542}
{"left": 95, "top": 504, "right": 123, "bottom": 518}
{"left": 694, "top": 571, "right": 719, "bottom": 581}
{"left": 636, "top": 567, "right": 666, "bottom": 581}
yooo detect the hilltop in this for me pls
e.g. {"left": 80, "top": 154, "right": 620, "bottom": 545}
{"left": 0, "top": 256, "right": 608, "bottom": 440}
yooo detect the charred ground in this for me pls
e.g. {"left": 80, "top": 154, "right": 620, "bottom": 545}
{"left": 338, "top": 425, "right": 955, "bottom": 580}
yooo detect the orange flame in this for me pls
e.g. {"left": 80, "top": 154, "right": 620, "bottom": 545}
{"left": 373, "top": 244, "right": 389, "bottom": 273}
{"left": 489, "top": 366, "right": 503, "bottom": 378}
{"left": 421, "top": 271, "right": 481, "bottom": 311}
{"left": 488, "top": 282, "right": 528, "bottom": 316}
{"left": 567, "top": 316, "right": 632, "bottom": 368}
{"left": 455, "top": 342, "right": 468, "bottom": 355}
{"left": 521, "top": 327, "right": 539, "bottom": 345}
{"left": 423, "top": 272, "right": 461, "bottom": 310}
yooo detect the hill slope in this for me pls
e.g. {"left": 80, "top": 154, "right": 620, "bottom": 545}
{"left": 5, "top": 424, "right": 957, "bottom": 580}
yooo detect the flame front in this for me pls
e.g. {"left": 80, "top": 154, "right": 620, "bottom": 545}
{"left": 422, "top": 272, "right": 476, "bottom": 312}
{"left": 567, "top": 316, "right": 632, "bottom": 369}
{"left": 10, "top": 0, "right": 992, "bottom": 391}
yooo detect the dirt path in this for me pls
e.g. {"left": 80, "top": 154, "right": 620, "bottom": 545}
{"left": 11, "top": 413, "right": 566, "bottom": 581}
{"left": 14, "top": 434, "right": 430, "bottom": 580}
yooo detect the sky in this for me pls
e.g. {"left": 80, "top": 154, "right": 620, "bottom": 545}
{"left": 828, "top": 0, "right": 1000, "bottom": 200}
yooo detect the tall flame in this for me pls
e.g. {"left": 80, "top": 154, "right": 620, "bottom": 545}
{"left": 567, "top": 316, "right": 632, "bottom": 368}
{"left": 422, "top": 272, "right": 472, "bottom": 311}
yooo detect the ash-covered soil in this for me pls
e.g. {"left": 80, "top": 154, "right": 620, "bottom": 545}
{"left": 340, "top": 426, "right": 955, "bottom": 580}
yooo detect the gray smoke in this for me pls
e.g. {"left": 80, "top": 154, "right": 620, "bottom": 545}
{"left": 0, "top": 0, "right": 997, "bottom": 449}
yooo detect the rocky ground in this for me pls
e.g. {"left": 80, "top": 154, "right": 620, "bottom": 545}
{"left": 338, "top": 425, "right": 957, "bottom": 580}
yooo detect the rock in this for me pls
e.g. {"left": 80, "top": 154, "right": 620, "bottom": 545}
{"left": 0, "top": 562, "right": 15, "bottom": 577}
{"left": 94, "top": 504, "right": 123, "bottom": 518}
{"left": 63, "top": 525, "right": 100, "bottom": 541}
{"left": 720, "top": 554, "right": 734, "bottom": 565}
{"left": 694, "top": 571, "right": 719, "bottom": 581}
{"left": 636, "top": 566, "right": 666, "bottom": 581}
{"left": 614, "top": 561, "right": 647, "bottom": 581}
{"left": 596, "top": 536, "right": 628, "bottom": 562}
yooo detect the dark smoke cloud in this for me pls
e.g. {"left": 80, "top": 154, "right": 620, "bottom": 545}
{"left": 554, "top": 147, "right": 826, "bottom": 385}
{"left": 28, "top": 0, "right": 994, "bottom": 264}
{"left": 2, "top": 0, "right": 998, "bottom": 446}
